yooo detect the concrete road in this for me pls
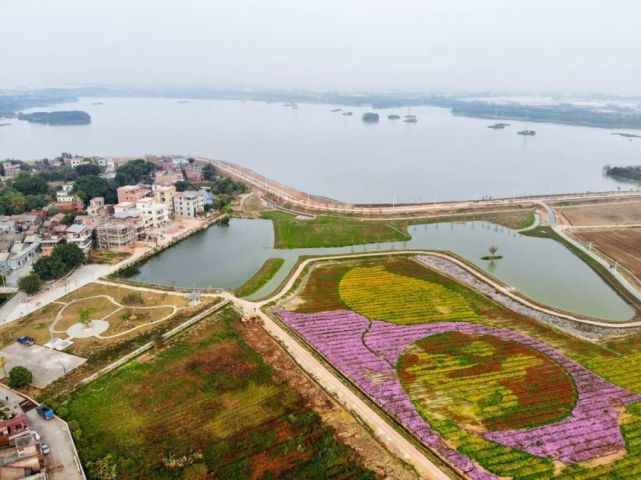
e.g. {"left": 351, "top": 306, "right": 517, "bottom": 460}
{"left": 0, "top": 385, "right": 84, "bottom": 480}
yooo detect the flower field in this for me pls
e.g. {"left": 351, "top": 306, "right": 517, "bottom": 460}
{"left": 276, "top": 256, "right": 641, "bottom": 479}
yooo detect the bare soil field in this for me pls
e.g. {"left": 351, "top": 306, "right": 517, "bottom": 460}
{"left": 557, "top": 200, "right": 641, "bottom": 226}
{"left": 574, "top": 229, "right": 641, "bottom": 279}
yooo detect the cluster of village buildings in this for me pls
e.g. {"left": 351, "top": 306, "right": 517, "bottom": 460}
{"left": 0, "top": 399, "right": 47, "bottom": 478}
{"left": 0, "top": 156, "right": 215, "bottom": 276}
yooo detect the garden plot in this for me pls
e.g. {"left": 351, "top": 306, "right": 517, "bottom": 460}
{"left": 275, "top": 256, "right": 641, "bottom": 479}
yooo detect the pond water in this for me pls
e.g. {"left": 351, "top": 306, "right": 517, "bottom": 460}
{"left": 127, "top": 219, "right": 634, "bottom": 322}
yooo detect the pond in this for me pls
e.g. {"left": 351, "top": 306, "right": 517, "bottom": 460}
{"left": 126, "top": 218, "right": 634, "bottom": 322}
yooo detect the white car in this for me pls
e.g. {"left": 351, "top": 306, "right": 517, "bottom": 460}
{"left": 31, "top": 430, "right": 40, "bottom": 442}
{"left": 41, "top": 442, "right": 50, "bottom": 455}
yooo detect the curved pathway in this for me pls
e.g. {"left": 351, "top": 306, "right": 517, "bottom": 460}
{"left": 50, "top": 293, "right": 189, "bottom": 340}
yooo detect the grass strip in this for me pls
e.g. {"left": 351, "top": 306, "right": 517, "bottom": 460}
{"left": 235, "top": 257, "right": 285, "bottom": 297}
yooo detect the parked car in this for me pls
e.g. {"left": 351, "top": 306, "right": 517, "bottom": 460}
{"left": 16, "top": 336, "right": 35, "bottom": 346}
{"left": 31, "top": 430, "right": 40, "bottom": 442}
{"left": 41, "top": 442, "right": 50, "bottom": 455}
{"left": 36, "top": 404, "right": 54, "bottom": 420}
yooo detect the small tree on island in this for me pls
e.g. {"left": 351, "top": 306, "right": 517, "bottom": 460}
{"left": 488, "top": 245, "right": 499, "bottom": 260}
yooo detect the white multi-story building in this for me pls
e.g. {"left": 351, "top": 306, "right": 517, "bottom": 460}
{"left": 135, "top": 198, "right": 170, "bottom": 230}
{"left": 65, "top": 224, "right": 93, "bottom": 254}
{"left": 173, "top": 191, "right": 204, "bottom": 218}
{"left": 56, "top": 183, "right": 75, "bottom": 203}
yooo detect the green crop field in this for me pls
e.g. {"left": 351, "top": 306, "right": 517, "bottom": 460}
{"left": 60, "top": 307, "right": 374, "bottom": 480}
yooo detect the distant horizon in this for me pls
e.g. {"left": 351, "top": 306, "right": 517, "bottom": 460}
{"left": 3, "top": 84, "right": 641, "bottom": 100}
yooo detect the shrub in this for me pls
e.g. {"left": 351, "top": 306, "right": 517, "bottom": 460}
{"left": 122, "top": 292, "right": 144, "bottom": 305}
{"left": 8, "top": 366, "right": 32, "bottom": 388}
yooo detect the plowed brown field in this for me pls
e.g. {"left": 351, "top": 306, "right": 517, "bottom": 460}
{"left": 558, "top": 201, "right": 641, "bottom": 226}
{"left": 574, "top": 229, "right": 641, "bottom": 279}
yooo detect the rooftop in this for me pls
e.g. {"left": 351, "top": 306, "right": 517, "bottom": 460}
{"left": 66, "top": 224, "right": 87, "bottom": 234}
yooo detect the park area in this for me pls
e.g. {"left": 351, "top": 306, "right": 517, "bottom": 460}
{"left": 274, "top": 255, "right": 641, "bottom": 479}
{"left": 556, "top": 200, "right": 641, "bottom": 226}
{"left": 0, "top": 281, "right": 219, "bottom": 387}
{"left": 58, "top": 307, "right": 374, "bottom": 480}
{"left": 574, "top": 228, "right": 641, "bottom": 280}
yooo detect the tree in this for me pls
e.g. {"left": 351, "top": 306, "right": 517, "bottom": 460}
{"left": 73, "top": 175, "right": 117, "bottom": 202}
{"left": 114, "top": 159, "right": 156, "bottom": 186}
{"left": 79, "top": 307, "right": 93, "bottom": 327}
{"left": 53, "top": 243, "right": 85, "bottom": 271}
{"left": 202, "top": 163, "right": 216, "bottom": 181}
{"left": 11, "top": 173, "right": 49, "bottom": 196}
{"left": 488, "top": 244, "right": 499, "bottom": 260}
{"left": 24, "top": 194, "right": 46, "bottom": 211}
{"left": 33, "top": 255, "right": 66, "bottom": 280}
{"left": 74, "top": 163, "right": 101, "bottom": 176}
{"left": 8, "top": 366, "right": 32, "bottom": 388}
{"left": 18, "top": 273, "right": 42, "bottom": 294}
{"left": 175, "top": 181, "right": 190, "bottom": 192}
{"left": 0, "top": 191, "right": 26, "bottom": 215}
{"left": 61, "top": 211, "right": 81, "bottom": 225}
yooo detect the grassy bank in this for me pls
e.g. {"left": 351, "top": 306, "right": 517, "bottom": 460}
{"left": 59, "top": 307, "right": 374, "bottom": 480}
{"left": 263, "top": 209, "right": 535, "bottom": 249}
{"left": 235, "top": 257, "right": 285, "bottom": 297}
{"left": 262, "top": 211, "right": 410, "bottom": 248}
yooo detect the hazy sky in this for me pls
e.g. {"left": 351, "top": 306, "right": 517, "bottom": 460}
{"left": 2, "top": 0, "right": 641, "bottom": 94}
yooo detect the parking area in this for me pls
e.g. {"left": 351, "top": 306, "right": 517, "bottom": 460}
{"left": 0, "top": 344, "right": 86, "bottom": 388}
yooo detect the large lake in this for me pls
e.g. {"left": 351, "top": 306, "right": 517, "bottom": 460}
{"left": 1, "top": 97, "right": 639, "bottom": 202}
{"left": 128, "top": 219, "right": 634, "bottom": 322}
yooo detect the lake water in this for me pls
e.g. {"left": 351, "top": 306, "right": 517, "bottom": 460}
{"left": 128, "top": 219, "right": 634, "bottom": 322}
{"left": 1, "top": 97, "right": 639, "bottom": 203}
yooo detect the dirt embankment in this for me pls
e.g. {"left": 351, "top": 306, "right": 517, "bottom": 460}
{"left": 240, "top": 320, "right": 418, "bottom": 480}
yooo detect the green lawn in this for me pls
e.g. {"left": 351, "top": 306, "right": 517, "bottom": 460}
{"left": 262, "top": 211, "right": 410, "bottom": 248}
{"left": 262, "top": 209, "right": 535, "bottom": 249}
{"left": 235, "top": 258, "right": 285, "bottom": 298}
{"left": 59, "top": 307, "right": 373, "bottom": 480}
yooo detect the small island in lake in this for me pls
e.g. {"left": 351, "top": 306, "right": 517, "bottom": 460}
{"left": 517, "top": 129, "right": 536, "bottom": 136}
{"left": 403, "top": 115, "right": 418, "bottom": 123}
{"left": 604, "top": 165, "right": 641, "bottom": 182}
{"left": 330, "top": 108, "right": 342, "bottom": 112}
{"left": 612, "top": 132, "right": 641, "bottom": 139}
{"left": 362, "top": 112, "right": 380, "bottom": 123}
{"left": 388, "top": 114, "right": 401, "bottom": 120}
{"left": 488, "top": 123, "right": 510, "bottom": 129}
{"left": 17, "top": 110, "right": 91, "bottom": 125}
{"left": 342, "top": 111, "right": 353, "bottom": 116}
